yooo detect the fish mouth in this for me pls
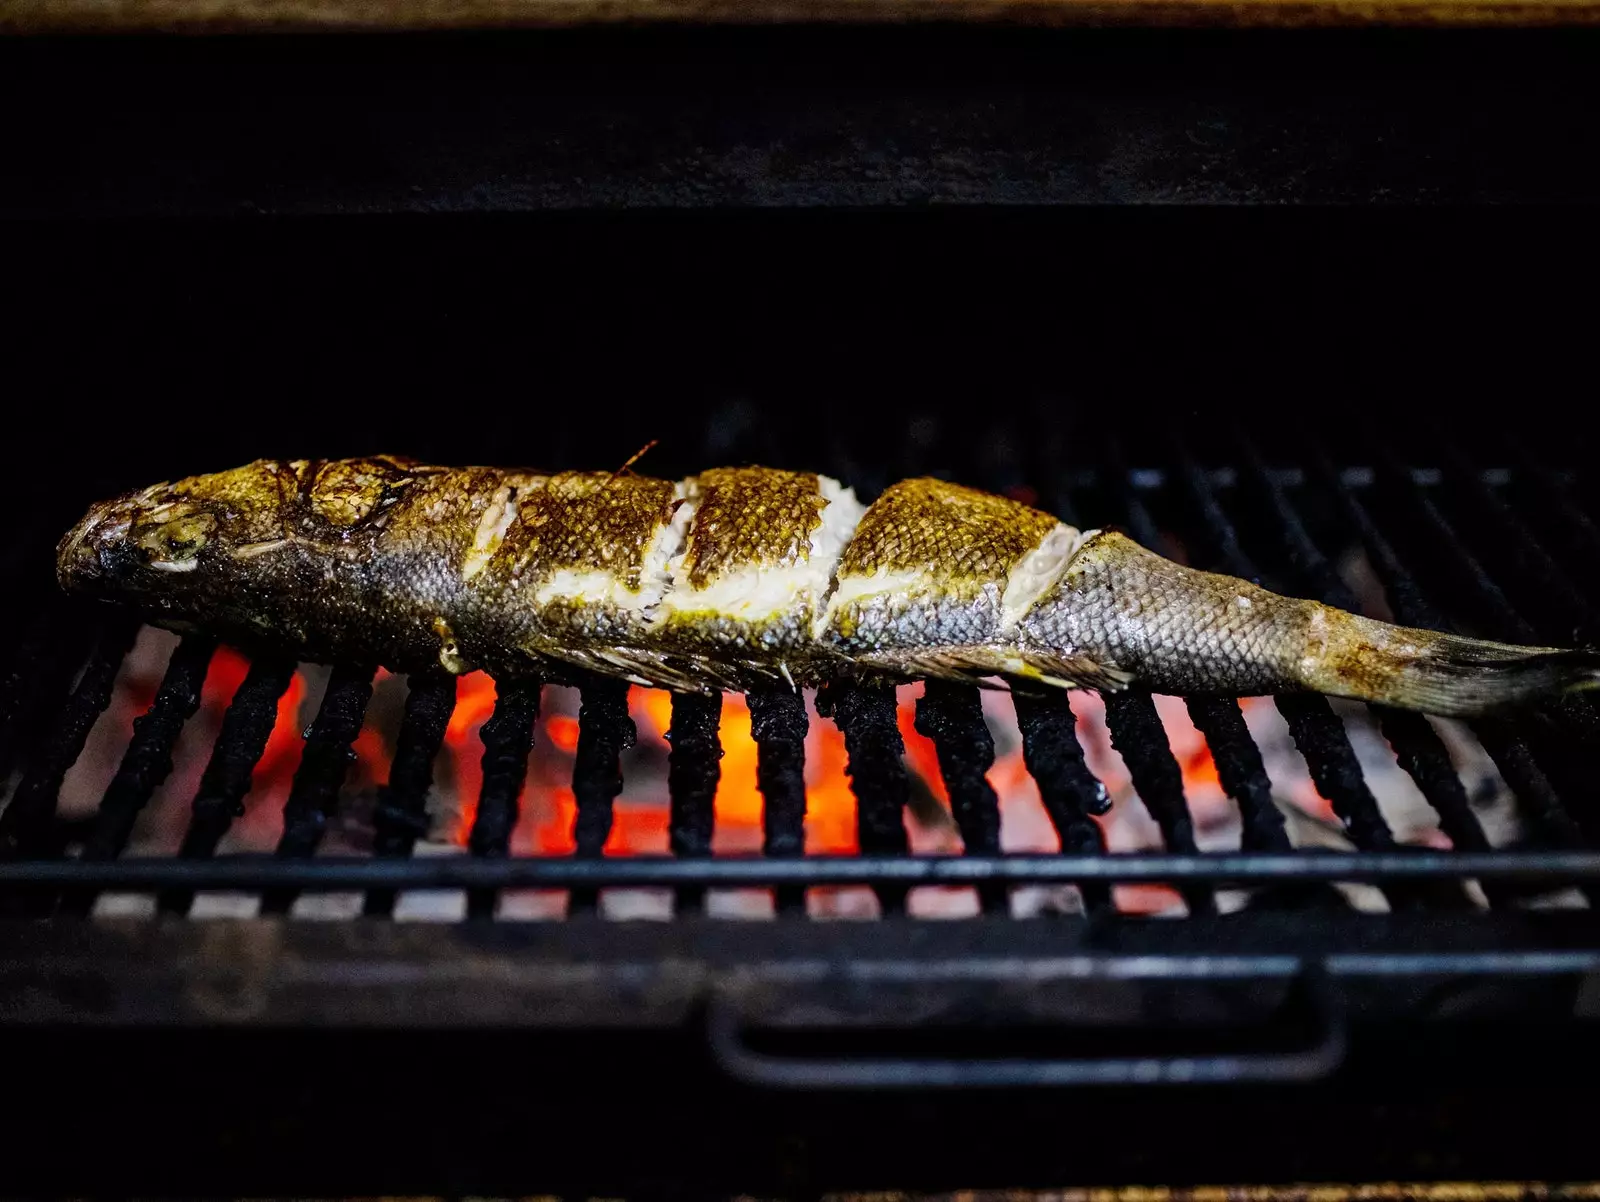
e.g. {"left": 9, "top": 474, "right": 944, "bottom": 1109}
{"left": 56, "top": 501, "right": 136, "bottom": 593}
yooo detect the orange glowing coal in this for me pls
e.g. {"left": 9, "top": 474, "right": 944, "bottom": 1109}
{"left": 186, "top": 645, "right": 1255, "bottom": 919}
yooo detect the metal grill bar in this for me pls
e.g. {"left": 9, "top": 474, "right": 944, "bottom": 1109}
{"left": 1103, "top": 690, "right": 1217, "bottom": 915}
{"left": 63, "top": 634, "right": 216, "bottom": 916}
{"left": 466, "top": 675, "right": 541, "bottom": 919}
{"left": 1169, "top": 450, "right": 1416, "bottom": 908}
{"left": 1444, "top": 444, "right": 1600, "bottom": 646}
{"left": 1379, "top": 448, "right": 1545, "bottom": 645}
{"left": 1183, "top": 697, "right": 1287, "bottom": 853}
{"left": 667, "top": 689, "right": 721, "bottom": 913}
{"left": 569, "top": 677, "right": 636, "bottom": 914}
{"left": 1022, "top": 467, "right": 1116, "bottom": 914}
{"left": 0, "top": 612, "right": 140, "bottom": 862}
{"left": 1512, "top": 438, "right": 1600, "bottom": 603}
{"left": 1011, "top": 690, "right": 1112, "bottom": 914}
{"left": 261, "top": 663, "right": 376, "bottom": 915}
{"left": 6, "top": 848, "right": 1600, "bottom": 890}
{"left": 820, "top": 679, "right": 911, "bottom": 914}
{"left": 1378, "top": 452, "right": 1600, "bottom": 822}
{"left": 1274, "top": 693, "right": 1401, "bottom": 850}
{"left": 1235, "top": 448, "right": 1497, "bottom": 903}
{"left": 1312, "top": 452, "right": 1585, "bottom": 853}
{"left": 365, "top": 668, "right": 456, "bottom": 917}
{"left": 915, "top": 679, "right": 1007, "bottom": 914}
{"left": 160, "top": 656, "right": 296, "bottom": 916}
{"left": 748, "top": 685, "right": 809, "bottom": 914}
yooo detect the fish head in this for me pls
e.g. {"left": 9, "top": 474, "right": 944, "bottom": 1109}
{"left": 56, "top": 460, "right": 297, "bottom": 606}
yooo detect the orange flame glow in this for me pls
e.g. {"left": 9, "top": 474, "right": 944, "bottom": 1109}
{"left": 185, "top": 645, "right": 1309, "bottom": 919}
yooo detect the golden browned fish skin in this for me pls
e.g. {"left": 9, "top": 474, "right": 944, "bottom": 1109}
{"left": 56, "top": 457, "right": 1600, "bottom": 718}
{"left": 653, "top": 466, "right": 830, "bottom": 660}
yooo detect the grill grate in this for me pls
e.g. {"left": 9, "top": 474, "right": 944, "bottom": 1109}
{"left": 3, "top": 436, "right": 1600, "bottom": 925}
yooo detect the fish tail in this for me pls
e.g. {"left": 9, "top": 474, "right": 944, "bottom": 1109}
{"left": 1300, "top": 610, "right": 1600, "bottom": 718}
{"left": 1032, "top": 532, "right": 1600, "bottom": 718}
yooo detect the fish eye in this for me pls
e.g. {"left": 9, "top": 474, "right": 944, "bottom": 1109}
{"left": 135, "top": 512, "right": 217, "bottom": 567}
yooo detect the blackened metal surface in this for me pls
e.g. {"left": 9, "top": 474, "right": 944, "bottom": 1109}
{"left": 1209, "top": 451, "right": 1496, "bottom": 909}
{"left": 1103, "top": 690, "right": 1216, "bottom": 915}
{"left": 8, "top": 30, "right": 1600, "bottom": 215}
{"left": 667, "top": 688, "right": 722, "bottom": 913}
{"left": 1315, "top": 453, "right": 1584, "bottom": 852}
{"left": 5, "top": 910, "right": 1600, "bottom": 1028}
{"left": 366, "top": 668, "right": 456, "bottom": 916}
{"left": 1376, "top": 450, "right": 1600, "bottom": 829}
{"left": 273, "top": 664, "right": 377, "bottom": 858}
{"left": 2, "top": 847, "right": 1600, "bottom": 891}
{"left": 1444, "top": 445, "right": 1599, "bottom": 646}
{"left": 1275, "top": 694, "right": 1400, "bottom": 850}
{"left": 1184, "top": 696, "right": 1287, "bottom": 853}
{"left": 260, "top": 663, "right": 376, "bottom": 914}
{"left": 1168, "top": 453, "right": 1415, "bottom": 905}
{"left": 748, "top": 685, "right": 809, "bottom": 913}
{"left": 0, "top": 613, "right": 139, "bottom": 861}
{"left": 467, "top": 675, "right": 542, "bottom": 917}
{"left": 819, "top": 680, "right": 911, "bottom": 913}
{"left": 1241, "top": 454, "right": 1493, "bottom": 858}
{"left": 81, "top": 636, "right": 216, "bottom": 863}
{"left": 160, "top": 656, "right": 296, "bottom": 915}
{"left": 1011, "top": 691, "right": 1112, "bottom": 913}
{"left": 63, "top": 635, "right": 216, "bottom": 916}
{"left": 570, "top": 676, "right": 637, "bottom": 913}
{"left": 914, "top": 680, "right": 1006, "bottom": 913}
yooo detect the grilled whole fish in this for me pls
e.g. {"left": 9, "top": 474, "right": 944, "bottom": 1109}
{"left": 56, "top": 457, "right": 1600, "bottom": 718}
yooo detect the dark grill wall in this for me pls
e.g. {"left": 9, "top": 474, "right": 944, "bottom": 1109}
{"left": 7, "top": 29, "right": 1600, "bottom": 213}
{"left": 9, "top": 209, "right": 1600, "bottom": 501}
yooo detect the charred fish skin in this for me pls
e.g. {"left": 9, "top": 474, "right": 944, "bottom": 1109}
{"left": 57, "top": 457, "right": 1600, "bottom": 719}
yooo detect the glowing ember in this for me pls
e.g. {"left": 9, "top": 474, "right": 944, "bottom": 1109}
{"left": 52, "top": 624, "right": 1525, "bottom": 921}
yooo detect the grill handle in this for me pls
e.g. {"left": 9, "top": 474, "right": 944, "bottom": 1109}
{"left": 705, "top": 958, "right": 1346, "bottom": 1089}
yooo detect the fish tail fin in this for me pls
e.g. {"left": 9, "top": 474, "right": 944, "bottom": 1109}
{"left": 1028, "top": 531, "right": 1600, "bottom": 719}
{"left": 1302, "top": 610, "right": 1600, "bottom": 719}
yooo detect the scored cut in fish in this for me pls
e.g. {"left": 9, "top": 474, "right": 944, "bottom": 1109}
{"left": 56, "top": 456, "right": 1600, "bottom": 718}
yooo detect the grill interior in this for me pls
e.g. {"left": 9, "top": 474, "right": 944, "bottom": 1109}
{"left": 6, "top": 211, "right": 1600, "bottom": 1194}
{"left": 15, "top": 436, "right": 1600, "bottom": 902}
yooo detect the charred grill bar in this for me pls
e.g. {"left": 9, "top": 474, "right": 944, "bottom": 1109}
{"left": 365, "top": 666, "right": 456, "bottom": 915}
{"left": 666, "top": 688, "right": 721, "bottom": 913}
{"left": 466, "top": 675, "right": 542, "bottom": 917}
